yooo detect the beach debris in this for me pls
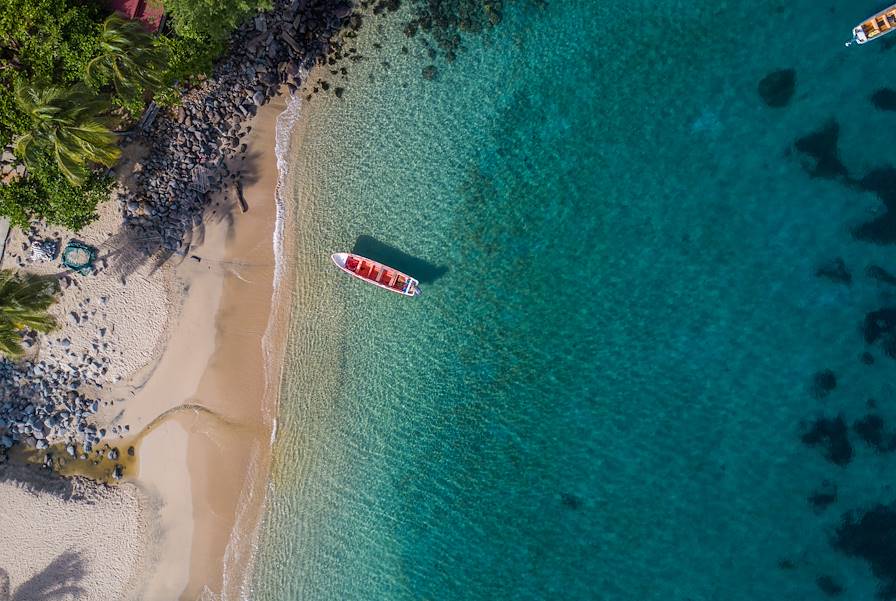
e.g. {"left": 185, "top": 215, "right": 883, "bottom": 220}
{"left": 62, "top": 241, "right": 97, "bottom": 275}
{"left": 29, "top": 239, "right": 58, "bottom": 262}
{"left": 236, "top": 180, "right": 249, "bottom": 212}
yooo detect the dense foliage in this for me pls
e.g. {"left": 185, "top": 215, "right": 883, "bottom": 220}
{"left": 0, "top": 0, "right": 263, "bottom": 231}
{"left": 0, "top": 0, "right": 105, "bottom": 146}
{"left": 86, "top": 15, "right": 168, "bottom": 110}
{"left": 161, "top": 0, "right": 271, "bottom": 41}
{"left": 0, "top": 269, "right": 59, "bottom": 357}
{"left": 0, "top": 159, "right": 112, "bottom": 231}
{"left": 14, "top": 79, "right": 121, "bottom": 186}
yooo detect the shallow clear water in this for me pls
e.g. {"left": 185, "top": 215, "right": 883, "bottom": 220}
{"left": 252, "top": 1, "right": 896, "bottom": 599}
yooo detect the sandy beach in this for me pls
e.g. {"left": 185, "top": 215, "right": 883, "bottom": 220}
{"left": 0, "top": 0, "right": 358, "bottom": 597}
{"left": 125, "top": 92, "right": 290, "bottom": 599}
{"left": 0, "top": 463, "right": 149, "bottom": 601}
{"left": 0, "top": 92, "right": 291, "bottom": 599}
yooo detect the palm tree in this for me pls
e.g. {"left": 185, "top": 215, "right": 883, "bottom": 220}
{"left": 0, "top": 270, "right": 59, "bottom": 357}
{"left": 85, "top": 15, "right": 168, "bottom": 103}
{"left": 13, "top": 79, "right": 120, "bottom": 186}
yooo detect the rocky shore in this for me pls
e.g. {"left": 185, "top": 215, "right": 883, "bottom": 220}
{"left": 121, "top": 0, "right": 354, "bottom": 256}
{"left": 0, "top": 0, "right": 357, "bottom": 472}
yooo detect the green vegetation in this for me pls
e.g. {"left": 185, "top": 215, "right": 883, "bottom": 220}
{"left": 0, "top": 0, "right": 266, "bottom": 231}
{"left": 0, "top": 160, "right": 112, "bottom": 231}
{"left": 14, "top": 80, "right": 120, "bottom": 187}
{"left": 0, "top": 269, "right": 58, "bottom": 357}
{"left": 162, "top": 0, "right": 271, "bottom": 41}
{"left": 86, "top": 15, "right": 168, "bottom": 110}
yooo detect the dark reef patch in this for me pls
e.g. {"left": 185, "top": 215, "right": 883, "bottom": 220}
{"left": 812, "top": 369, "right": 838, "bottom": 399}
{"left": 868, "top": 265, "right": 896, "bottom": 286}
{"left": 793, "top": 121, "right": 849, "bottom": 180}
{"left": 560, "top": 492, "right": 581, "bottom": 510}
{"left": 854, "top": 414, "right": 896, "bottom": 452}
{"left": 863, "top": 307, "right": 896, "bottom": 358}
{"left": 809, "top": 480, "right": 838, "bottom": 512}
{"left": 862, "top": 351, "right": 876, "bottom": 365}
{"left": 854, "top": 168, "right": 896, "bottom": 245}
{"left": 801, "top": 415, "right": 853, "bottom": 466}
{"left": 758, "top": 69, "right": 796, "bottom": 107}
{"left": 778, "top": 559, "right": 796, "bottom": 570}
{"left": 872, "top": 88, "right": 896, "bottom": 111}
{"left": 834, "top": 502, "right": 896, "bottom": 599}
{"left": 399, "top": 0, "right": 544, "bottom": 62}
{"left": 816, "top": 257, "right": 851, "bottom": 285}
{"left": 816, "top": 575, "right": 845, "bottom": 597}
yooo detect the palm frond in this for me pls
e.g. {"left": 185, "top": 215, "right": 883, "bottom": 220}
{"left": 0, "top": 270, "right": 59, "bottom": 357}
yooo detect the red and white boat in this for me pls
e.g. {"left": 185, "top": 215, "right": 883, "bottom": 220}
{"left": 331, "top": 253, "right": 421, "bottom": 297}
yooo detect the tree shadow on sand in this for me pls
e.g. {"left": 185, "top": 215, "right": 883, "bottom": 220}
{"left": 351, "top": 235, "right": 448, "bottom": 284}
{"left": 94, "top": 146, "right": 266, "bottom": 283}
{"left": 0, "top": 549, "right": 86, "bottom": 601}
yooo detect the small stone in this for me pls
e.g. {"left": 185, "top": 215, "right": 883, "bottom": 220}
{"left": 67, "top": 312, "right": 80, "bottom": 325}
{"left": 112, "top": 464, "right": 123, "bottom": 480}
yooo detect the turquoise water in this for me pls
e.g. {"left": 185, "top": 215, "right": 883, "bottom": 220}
{"left": 252, "top": 1, "right": 896, "bottom": 599}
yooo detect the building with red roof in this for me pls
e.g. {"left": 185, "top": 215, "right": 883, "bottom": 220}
{"left": 105, "top": 0, "right": 165, "bottom": 32}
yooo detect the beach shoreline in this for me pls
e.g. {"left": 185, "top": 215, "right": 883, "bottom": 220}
{"left": 0, "top": 1, "right": 357, "bottom": 597}
{"left": 125, "top": 91, "right": 297, "bottom": 600}
{"left": 0, "top": 91, "right": 296, "bottom": 601}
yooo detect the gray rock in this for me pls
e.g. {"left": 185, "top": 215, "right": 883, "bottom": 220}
{"left": 67, "top": 312, "right": 80, "bottom": 325}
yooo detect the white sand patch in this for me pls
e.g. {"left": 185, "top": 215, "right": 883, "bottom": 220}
{"left": 0, "top": 465, "right": 149, "bottom": 601}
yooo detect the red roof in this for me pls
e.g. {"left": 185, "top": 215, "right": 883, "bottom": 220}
{"left": 105, "top": 0, "right": 164, "bottom": 32}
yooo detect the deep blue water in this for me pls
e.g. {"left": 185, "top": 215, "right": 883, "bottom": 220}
{"left": 252, "top": 1, "right": 896, "bottom": 599}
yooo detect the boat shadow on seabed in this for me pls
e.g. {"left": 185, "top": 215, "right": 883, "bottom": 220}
{"left": 351, "top": 235, "right": 448, "bottom": 285}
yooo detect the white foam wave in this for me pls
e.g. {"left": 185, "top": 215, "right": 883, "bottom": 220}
{"left": 272, "top": 91, "right": 302, "bottom": 289}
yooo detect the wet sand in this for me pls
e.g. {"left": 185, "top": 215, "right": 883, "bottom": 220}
{"left": 118, "top": 93, "right": 293, "bottom": 599}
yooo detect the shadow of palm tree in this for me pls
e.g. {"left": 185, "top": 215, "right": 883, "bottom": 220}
{"left": 351, "top": 235, "right": 448, "bottom": 284}
{"left": 0, "top": 549, "right": 86, "bottom": 601}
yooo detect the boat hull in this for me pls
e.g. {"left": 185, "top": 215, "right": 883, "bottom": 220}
{"left": 331, "top": 253, "right": 420, "bottom": 297}
{"left": 850, "top": 4, "right": 896, "bottom": 45}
